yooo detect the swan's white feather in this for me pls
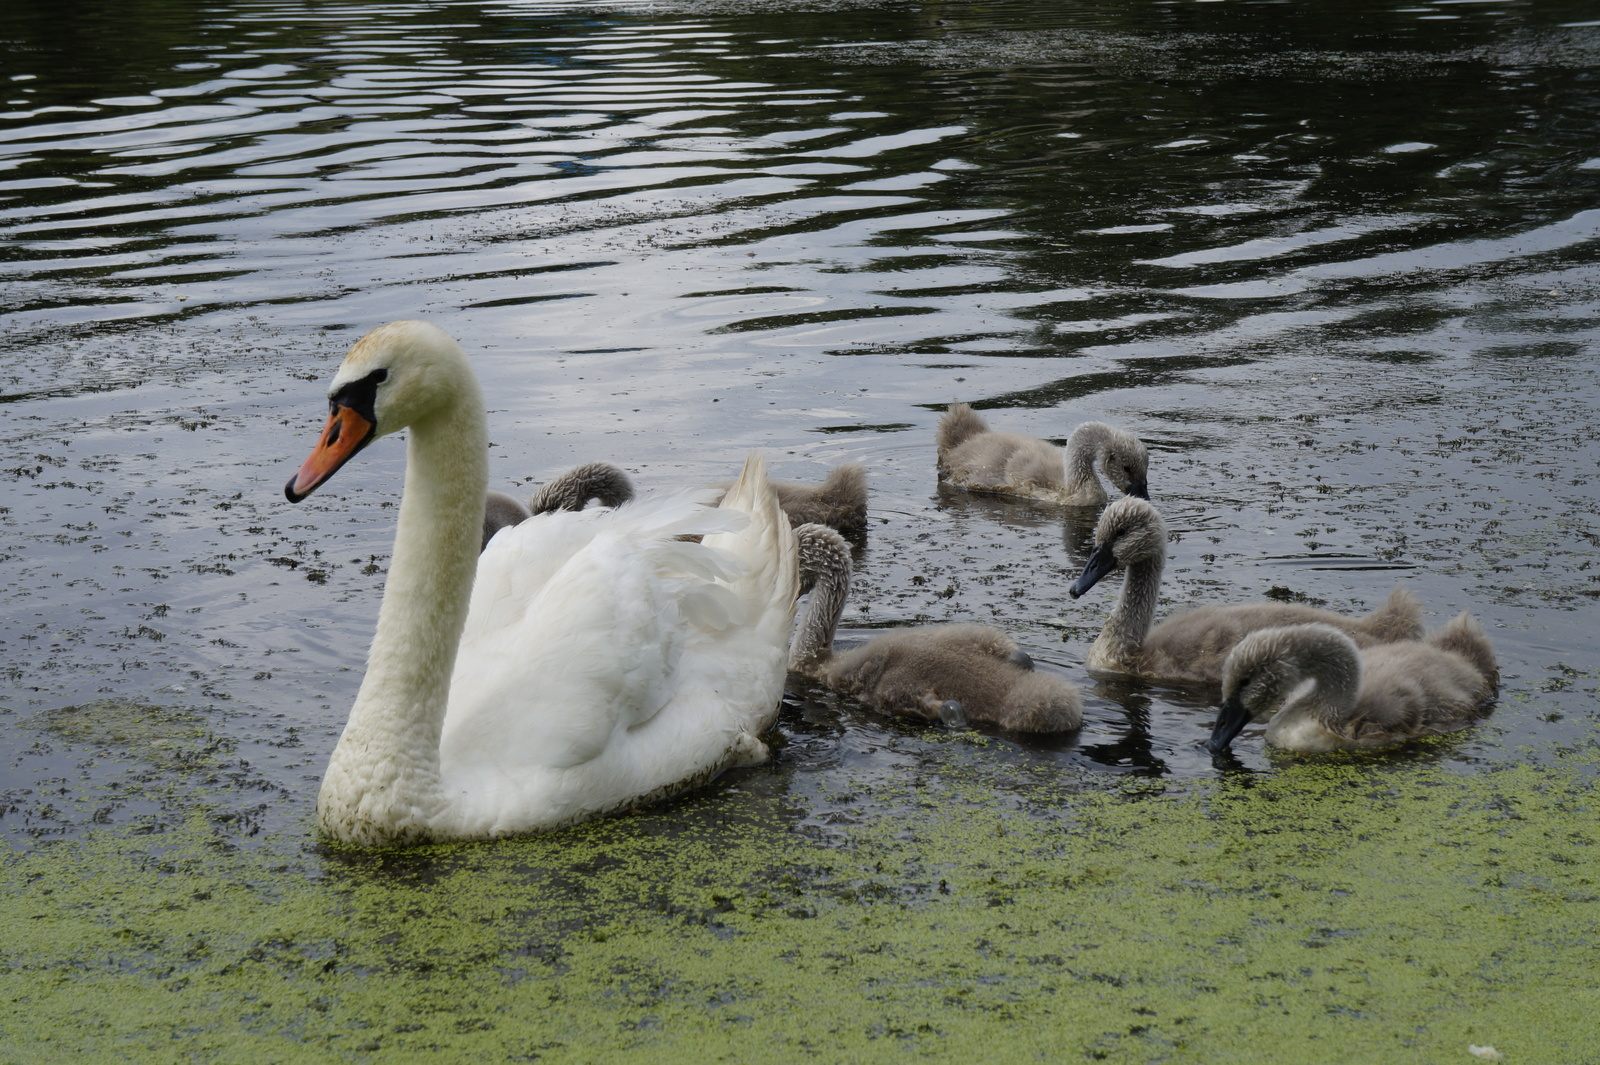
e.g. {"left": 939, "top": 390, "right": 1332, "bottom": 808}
{"left": 445, "top": 497, "right": 754, "bottom": 767}
{"left": 461, "top": 487, "right": 736, "bottom": 641}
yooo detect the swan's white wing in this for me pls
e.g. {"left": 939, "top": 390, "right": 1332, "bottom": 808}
{"left": 462, "top": 487, "right": 727, "bottom": 639}
{"left": 441, "top": 491, "right": 748, "bottom": 774}
{"left": 463, "top": 507, "right": 611, "bottom": 641}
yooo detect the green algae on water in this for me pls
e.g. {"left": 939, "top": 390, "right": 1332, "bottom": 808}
{"left": 2, "top": 742, "right": 1597, "bottom": 1063}
{"left": 28, "top": 699, "right": 226, "bottom": 764}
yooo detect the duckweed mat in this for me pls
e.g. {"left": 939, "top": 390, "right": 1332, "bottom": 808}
{"left": 2, "top": 741, "right": 1596, "bottom": 1064}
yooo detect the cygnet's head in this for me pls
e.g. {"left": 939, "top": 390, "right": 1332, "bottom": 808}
{"left": 1068, "top": 495, "right": 1167, "bottom": 599}
{"left": 285, "top": 321, "right": 472, "bottom": 502}
{"left": 1207, "top": 623, "right": 1358, "bottom": 752}
{"left": 1091, "top": 424, "right": 1151, "bottom": 500}
{"left": 483, "top": 490, "right": 531, "bottom": 550}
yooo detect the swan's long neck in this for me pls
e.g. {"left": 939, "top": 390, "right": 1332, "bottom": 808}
{"left": 1063, "top": 424, "right": 1110, "bottom": 499}
{"left": 789, "top": 528, "right": 850, "bottom": 676}
{"left": 319, "top": 395, "right": 488, "bottom": 845}
{"left": 1091, "top": 552, "right": 1163, "bottom": 670}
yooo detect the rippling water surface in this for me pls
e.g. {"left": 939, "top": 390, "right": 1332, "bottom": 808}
{"left": 2, "top": 0, "right": 1599, "bottom": 841}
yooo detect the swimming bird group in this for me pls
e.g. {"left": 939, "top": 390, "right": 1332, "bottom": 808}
{"left": 286, "top": 320, "right": 1499, "bottom": 845}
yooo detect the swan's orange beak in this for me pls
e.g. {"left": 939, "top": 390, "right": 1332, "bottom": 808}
{"left": 285, "top": 405, "right": 375, "bottom": 503}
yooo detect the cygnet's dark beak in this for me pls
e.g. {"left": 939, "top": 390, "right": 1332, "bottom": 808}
{"left": 1069, "top": 542, "right": 1118, "bottom": 599}
{"left": 1206, "top": 694, "right": 1252, "bottom": 754}
{"left": 1007, "top": 649, "right": 1034, "bottom": 671}
{"left": 1128, "top": 478, "right": 1149, "bottom": 500}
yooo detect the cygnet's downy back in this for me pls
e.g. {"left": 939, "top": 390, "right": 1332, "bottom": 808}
{"left": 773, "top": 462, "right": 869, "bottom": 545}
{"left": 718, "top": 462, "right": 870, "bottom": 546}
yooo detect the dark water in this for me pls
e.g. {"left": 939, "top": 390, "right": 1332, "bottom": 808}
{"left": 2, "top": 0, "right": 1598, "bottom": 843}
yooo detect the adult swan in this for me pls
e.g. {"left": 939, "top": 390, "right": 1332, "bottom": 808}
{"left": 285, "top": 321, "right": 798, "bottom": 845}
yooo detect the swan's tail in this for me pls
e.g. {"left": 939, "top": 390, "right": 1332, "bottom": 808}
{"left": 936, "top": 402, "right": 989, "bottom": 462}
{"left": 705, "top": 454, "right": 800, "bottom": 729}
{"left": 1426, "top": 611, "right": 1500, "bottom": 695}
{"left": 816, "top": 461, "right": 867, "bottom": 511}
{"left": 711, "top": 452, "right": 799, "bottom": 605}
{"left": 1357, "top": 585, "right": 1425, "bottom": 643}
{"left": 1001, "top": 672, "right": 1085, "bottom": 734}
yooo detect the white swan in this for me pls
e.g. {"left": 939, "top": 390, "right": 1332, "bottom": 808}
{"left": 937, "top": 402, "right": 1149, "bottom": 505}
{"left": 1207, "top": 614, "right": 1499, "bottom": 752}
{"left": 1069, "top": 497, "right": 1424, "bottom": 685}
{"left": 789, "top": 524, "right": 1082, "bottom": 732}
{"left": 285, "top": 320, "right": 798, "bottom": 845}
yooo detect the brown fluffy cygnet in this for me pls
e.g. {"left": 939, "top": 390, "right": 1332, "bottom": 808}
{"left": 1069, "top": 496, "right": 1424, "bottom": 685}
{"left": 789, "top": 523, "right": 1081, "bottom": 732}
{"left": 1207, "top": 614, "right": 1498, "bottom": 752}
{"left": 716, "top": 462, "right": 868, "bottom": 545}
{"left": 937, "top": 402, "right": 1148, "bottom": 506}
{"left": 480, "top": 462, "right": 635, "bottom": 550}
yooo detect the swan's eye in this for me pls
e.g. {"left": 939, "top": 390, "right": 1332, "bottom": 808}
{"left": 329, "top": 368, "right": 389, "bottom": 422}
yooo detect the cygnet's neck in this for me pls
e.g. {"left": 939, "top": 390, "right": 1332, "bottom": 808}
{"left": 1260, "top": 631, "right": 1363, "bottom": 746}
{"left": 789, "top": 531, "right": 851, "bottom": 676}
{"left": 1089, "top": 550, "right": 1164, "bottom": 670}
{"left": 1063, "top": 423, "right": 1115, "bottom": 503}
{"left": 319, "top": 395, "right": 488, "bottom": 844}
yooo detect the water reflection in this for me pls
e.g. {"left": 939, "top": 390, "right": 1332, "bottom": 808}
{"left": 0, "top": 0, "right": 1597, "bottom": 844}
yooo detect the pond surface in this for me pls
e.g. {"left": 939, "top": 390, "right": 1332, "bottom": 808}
{"left": 1, "top": 0, "right": 1598, "bottom": 1058}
